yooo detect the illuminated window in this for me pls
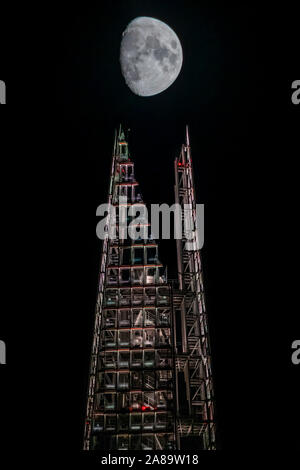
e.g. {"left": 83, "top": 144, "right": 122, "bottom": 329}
{"left": 132, "top": 289, "right": 143, "bottom": 306}
{"left": 118, "top": 309, "right": 130, "bottom": 327}
{"left": 103, "top": 330, "right": 117, "bottom": 348}
{"left": 144, "top": 350, "right": 155, "bottom": 368}
{"left": 105, "top": 289, "right": 118, "bottom": 307}
{"left": 104, "top": 372, "right": 116, "bottom": 390}
{"left": 118, "top": 330, "right": 130, "bottom": 347}
{"left": 155, "top": 413, "right": 167, "bottom": 430}
{"left": 93, "top": 415, "right": 104, "bottom": 432}
{"left": 130, "top": 413, "right": 142, "bottom": 431}
{"left": 132, "top": 268, "right": 144, "bottom": 285}
{"left": 131, "top": 329, "right": 143, "bottom": 348}
{"left": 103, "top": 351, "right": 117, "bottom": 369}
{"left": 143, "top": 413, "right": 154, "bottom": 430}
{"left": 119, "top": 288, "right": 130, "bottom": 306}
{"left": 131, "top": 371, "right": 142, "bottom": 389}
{"left": 145, "top": 288, "right": 156, "bottom": 305}
{"left": 142, "top": 434, "right": 154, "bottom": 450}
{"left": 103, "top": 309, "right": 116, "bottom": 328}
{"left": 157, "top": 308, "right": 170, "bottom": 326}
{"left": 118, "top": 372, "right": 129, "bottom": 390}
{"left": 117, "top": 434, "right": 129, "bottom": 450}
{"left": 144, "top": 371, "right": 155, "bottom": 390}
{"left": 144, "top": 309, "right": 156, "bottom": 326}
{"left": 131, "top": 350, "right": 143, "bottom": 368}
{"left": 105, "top": 414, "right": 116, "bottom": 432}
{"left": 104, "top": 393, "right": 115, "bottom": 410}
{"left": 157, "top": 328, "right": 170, "bottom": 347}
{"left": 132, "top": 308, "right": 143, "bottom": 326}
{"left": 146, "top": 267, "right": 157, "bottom": 284}
{"left": 130, "top": 392, "right": 142, "bottom": 411}
{"left": 118, "top": 350, "right": 129, "bottom": 368}
{"left": 144, "top": 329, "right": 155, "bottom": 348}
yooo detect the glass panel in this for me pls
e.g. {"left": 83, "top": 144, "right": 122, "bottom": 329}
{"left": 118, "top": 392, "right": 130, "bottom": 412}
{"left": 157, "top": 328, "right": 170, "bottom": 347}
{"left": 118, "top": 350, "right": 129, "bottom": 368}
{"left": 144, "top": 350, "right": 155, "bottom": 367}
{"left": 157, "top": 308, "right": 170, "bottom": 326}
{"left": 130, "top": 413, "right": 142, "bottom": 431}
{"left": 105, "top": 414, "right": 116, "bottom": 431}
{"left": 144, "top": 329, "right": 155, "bottom": 348}
{"left": 144, "top": 391, "right": 155, "bottom": 410}
{"left": 156, "top": 350, "right": 172, "bottom": 368}
{"left": 146, "top": 267, "right": 157, "bottom": 284}
{"left": 142, "top": 434, "right": 154, "bottom": 450}
{"left": 103, "top": 351, "right": 117, "bottom": 369}
{"left": 131, "top": 371, "right": 142, "bottom": 389}
{"left": 118, "top": 309, "right": 130, "bottom": 327}
{"left": 144, "top": 371, "right": 155, "bottom": 390}
{"left": 104, "top": 393, "right": 115, "bottom": 410}
{"left": 133, "top": 247, "right": 144, "bottom": 265}
{"left": 145, "top": 288, "right": 156, "bottom": 305}
{"left": 146, "top": 246, "right": 157, "bottom": 264}
{"left": 93, "top": 415, "right": 104, "bottom": 432}
{"left": 117, "top": 435, "right": 129, "bottom": 450}
{"left": 155, "top": 413, "right": 167, "bottom": 430}
{"left": 118, "top": 330, "right": 130, "bottom": 347}
{"left": 103, "top": 309, "right": 116, "bottom": 328}
{"left": 107, "top": 268, "right": 118, "bottom": 285}
{"left": 132, "top": 268, "right": 144, "bottom": 285}
{"left": 132, "top": 288, "right": 143, "bottom": 306}
{"left": 143, "top": 413, "right": 155, "bottom": 430}
{"left": 157, "top": 287, "right": 169, "bottom": 305}
{"left": 144, "top": 308, "right": 156, "bottom": 326}
{"left": 104, "top": 372, "right": 116, "bottom": 389}
{"left": 118, "top": 372, "right": 129, "bottom": 390}
{"left": 130, "top": 392, "right": 142, "bottom": 411}
{"left": 105, "top": 289, "right": 118, "bottom": 307}
{"left": 103, "top": 330, "right": 117, "bottom": 348}
{"left": 132, "top": 309, "right": 143, "bottom": 327}
{"left": 119, "top": 288, "right": 130, "bottom": 306}
{"left": 156, "top": 391, "right": 171, "bottom": 410}
{"left": 131, "top": 329, "right": 143, "bottom": 348}
{"left": 131, "top": 350, "right": 143, "bottom": 368}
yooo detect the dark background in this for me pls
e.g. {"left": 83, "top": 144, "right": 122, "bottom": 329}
{"left": 0, "top": 0, "right": 299, "bottom": 462}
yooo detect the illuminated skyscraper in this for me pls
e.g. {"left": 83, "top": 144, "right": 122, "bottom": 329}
{"left": 84, "top": 127, "right": 216, "bottom": 450}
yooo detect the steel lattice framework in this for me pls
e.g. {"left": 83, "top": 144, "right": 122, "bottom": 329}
{"left": 84, "top": 126, "right": 216, "bottom": 450}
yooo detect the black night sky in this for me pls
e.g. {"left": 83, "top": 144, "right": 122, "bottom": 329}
{"left": 0, "top": 0, "right": 299, "bottom": 460}
{"left": 57, "top": 1, "right": 299, "bottom": 452}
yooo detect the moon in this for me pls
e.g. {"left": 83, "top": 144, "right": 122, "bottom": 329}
{"left": 120, "top": 17, "right": 183, "bottom": 97}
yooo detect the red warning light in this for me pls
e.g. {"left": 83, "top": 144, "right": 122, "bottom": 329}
{"left": 129, "top": 406, "right": 133, "bottom": 412}
{"left": 141, "top": 405, "right": 146, "bottom": 411}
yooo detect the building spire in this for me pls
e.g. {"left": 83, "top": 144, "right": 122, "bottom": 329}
{"left": 185, "top": 124, "right": 190, "bottom": 147}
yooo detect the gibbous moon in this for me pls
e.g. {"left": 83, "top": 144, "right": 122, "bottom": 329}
{"left": 120, "top": 17, "right": 183, "bottom": 97}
